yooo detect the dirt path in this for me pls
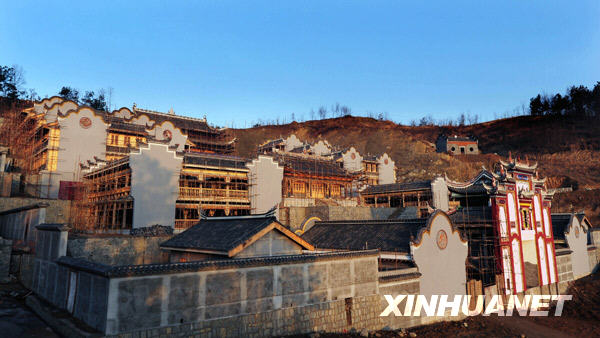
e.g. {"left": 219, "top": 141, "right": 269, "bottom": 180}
{"left": 489, "top": 316, "right": 569, "bottom": 338}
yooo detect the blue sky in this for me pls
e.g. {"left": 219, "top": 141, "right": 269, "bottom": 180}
{"left": 2, "top": 1, "right": 599, "bottom": 127}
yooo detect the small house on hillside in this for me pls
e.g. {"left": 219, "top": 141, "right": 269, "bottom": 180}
{"left": 436, "top": 134, "right": 479, "bottom": 155}
{"left": 160, "top": 209, "right": 314, "bottom": 262}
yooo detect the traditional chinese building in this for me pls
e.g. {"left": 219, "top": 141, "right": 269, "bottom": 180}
{"left": 274, "top": 152, "right": 356, "bottom": 207}
{"left": 73, "top": 142, "right": 251, "bottom": 233}
{"left": 161, "top": 208, "right": 313, "bottom": 262}
{"left": 360, "top": 178, "right": 449, "bottom": 217}
{"left": 6, "top": 97, "right": 236, "bottom": 199}
{"left": 445, "top": 157, "right": 558, "bottom": 294}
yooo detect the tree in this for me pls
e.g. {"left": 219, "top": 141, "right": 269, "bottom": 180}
{"left": 318, "top": 106, "right": 327, "bottom": 119}
{"left": 59, "top": 86, "right": 80, "bottom": 102}
{"left": 550, "top": 94, "right": 569, "bottom": 115}
{"left": 81, "top": 89, "right": 107, "bottom": 111}
{"left": 340, "top": 105, "right": 351, "bottom": 117}
{"left": 0, "top": 65, "right": 26, "bottom": 100}
{"left": 529, "top": 95, "right": 543, "bottom": 116}
{"left": 458, "top": 113, "right": 465, "bottom": 126}
{"left": 568, "top": 85, "right": 591, "bottom": 116}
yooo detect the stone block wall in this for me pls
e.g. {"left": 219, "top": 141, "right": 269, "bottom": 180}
{"left": 0, "top": 197, "right": 70, "bottom": 224}
{"left": 286, "top": 206, "right": 397, "bottom": 231}
{"left": 103, "top": 254, "right": 379, "bottom": 335}
{"left": 378, "top": 274, "right": 422, "bottom": 328}
{"left": 0, "top": 237, "right": 12, "bottom": 283}
{"left": 31, "top": 258, "right": 110, "bottom": 332}
{"left": 108, "top": 294, "right": 387, "bottom": 338}
{"left": 67, "top": 236, "right": 169, "bottom": 265}
{"left": 556, "top": 250, "right": 574, "bottom": 293}
{"left": 0, "top": 205, "right": 46, "bottom": 242}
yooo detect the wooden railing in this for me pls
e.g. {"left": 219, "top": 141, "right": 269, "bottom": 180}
{"left": 174, "top": 219, "right": 198, "bottom": 230}
{"left": 178, "top": 187, "right": 248, "bottom": 200}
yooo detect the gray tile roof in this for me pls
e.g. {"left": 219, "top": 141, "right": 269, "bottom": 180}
{"left": 302, "top": 219, "right": 429, "bottom": 253}
{"left": 361, "top": 181, "right": 431, "bottom": 195}
{"left": 56, "top": 250, "right": 379, "bottom": 277}
{"left": 273, "top": 153, "right": 352, "bottom": 178}
{"left": 183, "top": 152, "right": 248, "bottom": 169}
{"left": 161, "top": 216, "right": 277, "bottom": 253}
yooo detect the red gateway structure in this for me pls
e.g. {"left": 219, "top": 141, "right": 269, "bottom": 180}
{"left": 446, "top": 156, "right": 558, "bottom": 294}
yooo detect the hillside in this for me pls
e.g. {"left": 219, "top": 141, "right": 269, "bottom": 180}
{"left": 233, "top": 115, "right": 600, "bottom": 224}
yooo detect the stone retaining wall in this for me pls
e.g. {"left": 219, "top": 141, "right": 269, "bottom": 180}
{"left": 286, "top": 206, "right": 397, "bottom": 231}
{"left": 100, "top": 253, "right": 380, "bottom": 335}
{"left": 0, "top": 237, "right": 12, "bottom": 283}
{"left": 0, "top": 197, "right": 70, "bottom": 224}
{"left": 556, "top": 249, "right": 574, "bottom": 293}
{"left": 67, "top": 236, "right": 169, "bottom": 265}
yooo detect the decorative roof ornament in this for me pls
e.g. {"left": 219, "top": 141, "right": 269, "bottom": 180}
{"left": 508, "top": 151, "right": 512, "bottom": 162}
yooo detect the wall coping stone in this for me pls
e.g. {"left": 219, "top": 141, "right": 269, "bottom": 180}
{"left": 57, "top": 249, "right": 380, "bottom": 277}
{"left": 0, "top": 202, "right": 49, "bottom": 216}
{"left": 555, "top": 248, "right": 573, "bottom": 256}
{"left": 36, "top": 223, "right": 70, "bottom": 232}
{"left": 378, "top": 272, "right": 422, "bottom": 283}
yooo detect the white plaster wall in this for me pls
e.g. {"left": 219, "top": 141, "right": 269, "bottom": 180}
{"left": 311, "top": 140, "right": 331, "bottom": 156}
{"left": 147, "top": 121, "right": 187, "bottom": 151}
{"left": 341, "top": 147, "right": 363, "bottom": 173}
{"left": 52, "top": 107, "right": 108, "bottom": 198}
{"left": 34, "top": 97, "right": 64, "bottom": 114}
{"left": 430, "top": 177, "right": 449, "bottom": 211}
{"left": 411, "top": 212, "right": 468, "bottom": 298}
{"left": 247, "top": 156, "right": 284, "bottom": 216}
{"left": 129, "top": 143, "right": 183, "bottom": 229}
{"left": 112, "top": 107, "right": 134, "bottom": 120}
{"left": 46, "top": 100, "right": 78, "bottom": 123}
{"left": 377, "top": 153, "right": 396, "bottom": 185}
{"left": 283, "top": 134, "right": 303, "bottom": 152}
{"left": 132, "top": 114, "right": 156, "bottom": 128}
{"left": 565, "top": 217, "right": 591, "bottom": 278}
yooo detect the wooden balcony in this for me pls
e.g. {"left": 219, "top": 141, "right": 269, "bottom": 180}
{"left": 178, "top": 187, "right": 249, "bottom": 201}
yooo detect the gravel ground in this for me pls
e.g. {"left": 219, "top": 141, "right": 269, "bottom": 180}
{"left": 0, "top": 282, "right": 58, "bottom": 337}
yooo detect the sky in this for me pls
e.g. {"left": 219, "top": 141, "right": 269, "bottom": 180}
{"left": 2, "top": 1, "right": 600, "bottom": 127}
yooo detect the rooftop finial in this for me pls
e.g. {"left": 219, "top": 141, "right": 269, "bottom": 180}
{"left": 508, "top": 151, "right": 512, "bottom": 162}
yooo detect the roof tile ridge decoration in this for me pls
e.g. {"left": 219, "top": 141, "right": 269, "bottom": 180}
{"left": 56, "top": 105, "right": 111, "bottom": 124}
{"left": 185, "top": 152, "right": 247, "bottom": 161}
{"left": 316, "top": 218, "right": 427, "bottom": 225}
{"left": 132, "top": 105, "right": 208, "bottom": 123}
{"left": 412, "top": 210, "right": 468, "bottom": 247}
{"left": 45, "top": 99, "right": 80, "bottom": 116}
{"left": 444, "top": 169, "right": 492, "bottom": 188}
{"left": 56, "top": 250, "right": 380, "bottom": 277}
{"left": 378, "top": 272, "right": 422, "bottom": 283}
{"left": 200, "top": 205, "right": 277, "bottom": 220}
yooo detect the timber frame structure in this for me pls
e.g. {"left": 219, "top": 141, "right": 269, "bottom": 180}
{"left": 360, "top": 181, "right": 433, "bottom": 216}
{"left": 176, "top": 153, "right": 250, "bottom": 230}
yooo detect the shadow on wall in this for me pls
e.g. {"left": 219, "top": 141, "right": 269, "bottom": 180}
{"left": 131, "top": 155, "right": 181, "bottom": 229}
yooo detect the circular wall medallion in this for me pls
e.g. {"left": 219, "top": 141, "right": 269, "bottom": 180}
{"left": 384, "top": 159, "right": 389, "bottom": 165}
{"left": 163, "top": 129, "right": 173, "bottom": 140}
{"left": 79, "top": 117, "right": 92, "bottom": 129}
{"left": 351, "top": 153, "right": 356, "bottom": 160}
{"left": 436, "top": 230, "right": 448, "bottom": 250}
